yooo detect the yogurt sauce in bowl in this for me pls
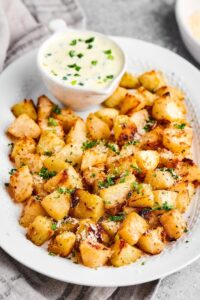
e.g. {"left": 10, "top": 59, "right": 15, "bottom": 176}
{"left": 37, "top": 27, "right": 126, "bottom": 111}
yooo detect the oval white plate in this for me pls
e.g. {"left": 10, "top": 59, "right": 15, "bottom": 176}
{"left": 1, "top": 37, "right": 200, "bottom": 287}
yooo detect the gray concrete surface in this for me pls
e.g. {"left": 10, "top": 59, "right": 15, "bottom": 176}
{"left": 78, "top": 0, "right": 200, "bottom": 299}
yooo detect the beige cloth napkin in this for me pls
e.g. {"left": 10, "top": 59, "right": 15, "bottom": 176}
{"left": 0, "top": 1, "right": 160, "bottom": 299}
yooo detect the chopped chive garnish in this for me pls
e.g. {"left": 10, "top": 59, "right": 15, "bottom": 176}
{"left": 48, "top": 117, "right": 57, "bottom": 126}
{"left": 71, "top": 80, "right": 77, "bottom": 85}
{"left": 52, "top": 105, "right": 61, "bottom": 114}
{"left": 9, "top": 168, "right": 17, "bottom": 175}
{"left": 70, "top": 39, "right": 77, "bottom": 46}
{"left": 104, "top": 49, "right": 112, "bottom": 55}
{"left": 77, "top": 53, "right": 83, "bottom": 58}
{"left": 79, "top": 82, "right": 84, "bottom": 86}
{"left": 69, "top": 50, "right": 76, "bottom": 57}
{"left": 87, "top": 44, "right": 93, "bottom": 49}
{"left": 106, "top": 75, "right": 114, "bottom": 79}
{"left": 91, "top": 60, "right": 98, "bottom": 65}
{"left": 62, "top": 76, "right": 67, "bottom": 80}
{"left": 85, "top": 37, "right": 95, "bottom": 43}
{"left": 74, "top": 73, "right": 80, "bottom": 77}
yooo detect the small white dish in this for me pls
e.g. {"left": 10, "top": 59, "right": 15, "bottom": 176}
{"left": 37, "top": 20, "right": 126, "bottom": 111}
{"left": 176, "top": 0, "right": 200, "bottom": 64}
{"left": 1, "top": 37, "right": 200, "bottom": 286}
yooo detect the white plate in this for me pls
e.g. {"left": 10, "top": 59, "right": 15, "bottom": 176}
{"left": 1, "top": 37, "right": 200, "bottom": 287}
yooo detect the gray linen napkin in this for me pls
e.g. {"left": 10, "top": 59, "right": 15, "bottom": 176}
{"left": 0, "top": 1, "right": 159, "bottom": 299}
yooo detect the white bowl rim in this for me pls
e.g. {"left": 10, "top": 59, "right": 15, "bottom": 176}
{"left": 37, "top": 28, "right": 126, "bottom": 95}
{"left": 175, "top": 0, "right": 200, "bottom": 47}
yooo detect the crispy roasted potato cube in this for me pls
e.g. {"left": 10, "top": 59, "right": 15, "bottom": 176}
{"left": 15, "top": 153, "right": 43, "bottom": 172}
{"left": 32, "top": 174, "right": 47, "bottom": 197}
{"left": 170, "top": 182, "right": 194, "bottom": 213}
{"left": 44, "top": 167, "right": 82, "bottom": 193}
{"left": 86, "top": 113, "right": 110, "bottom": 140}
{"left": 27, "top": 216, "right": 54, "bottom": 246}
{"left": 71, "top": 189, "right": 104, "bottom": 221}
{"left": 139, "top": 70, "right": 165, "bottom": 92}
{"left": 101, "top": 219, "right": 121, "bottom": 237}
{"left": 11, "top": 99, "right": 37, "bottom": 120}
{"left": 80, "top": 240, "right": 111, "bottom": 268}
{"left": 129, "top": 109, "right": 149, "bottom": 135}
{"left": 120, "top": 72, "right": 140, "bottom": 89}
{"left": 43, "top": 157, "right": 67, "bottom": 172}
{"left": 48, "top": 231, "right": 76, "bottom": 257}
{"left": 145, "top": 169, "right": 175, "bottom": 189}
{"left": 99, "top": 175, "right": 136, "bottom": 211}
{"left": 39, "top": 118, "right": 64, "bottom": 138}
{"left": 11, "top": 137, "right": 36, "bottom": 161}
{"left": 152, "top": 95, "right": 185, "bottom": 122}
{"left": 56, "top": 143, "right": 83, "bottom": 166}
{"left": 140, "top": 125, "right": 163, "bottom": 150}
{"left": 7, "top": 114, "right": 41, "bottom": 139}
{"left": 37, "top": 95, "right": 54, "bottom": 124}
{"left": 128, "top": 183, "right": 154, "bottom": 208}
{"left": 81, "top": 144, "right": 108, "bottom": 171}
{"left": 108, "top": 156, "right": 140, "bottom": 177}
{"left": 135, "top": 150, "right": 159, "bottom": 172}
{"left": 52, "top": 108, "right": 80, "bottom": 132}
{"left": 37, "top": 131, "right": 65, "bottom": 155}
{"left": 137, "top": 227, "right": 164, "bottom": 254}
{"left": 41, "top": 190, "right": 71, "bottom": 221}
{"left": 156, "top": 86, "right": 184, "bottom": 101}
{"left": 118, "top": 212, "right": 148, "bottom": 245}
{"left": 111, "top": 239, "right": 142, "bottom": 267}
{"left": 113, "top": 115, "right": 136, "bottom": 146}
{"left": 83, "top": 164, "right": 105, "bottom": 186}
{"left": 10, "top": 165, "right": 33, "bottom": 202}
{"left": 153, "top": 190, "right": 177, "bottom": 210}
{"left": 160, "top": 209, "right": 186, "bottom": 240}
{"left": 20, "top": 196, "right": 47, "bottom": 227}
{"left": 120, "top": 93, "right": 140, "bottom": 114}
{"left": 95, "top": 108, "right": 119, "bottom": 128}
{"left": 57, "top": 217, "right": 79, "bottom": 233}
{"left": 163, "top": 123, "right": 193, "bottom": 153}
{"left": 176, "top": 161, "right": 200, "bottom": 182}
{"left": 66, "top": 119, "right": 87, "bottom": 144}
{"left": 104, "top": 87, "right": 127, "bottom": 107}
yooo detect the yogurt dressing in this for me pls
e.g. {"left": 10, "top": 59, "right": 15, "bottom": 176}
{"left": 40, "top": 32, "right": 124, "bottom": 90}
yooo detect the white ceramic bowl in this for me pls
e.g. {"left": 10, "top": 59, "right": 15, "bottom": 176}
{"left": 176, "top": 0, "right": 200, "bottom": 64}
{"left": 37, "top": 20, "right": 126, "bottom": 111}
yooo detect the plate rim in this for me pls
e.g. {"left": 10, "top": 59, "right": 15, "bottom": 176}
{"left": 1, "top": 36, "right": 200, "bottom": 287}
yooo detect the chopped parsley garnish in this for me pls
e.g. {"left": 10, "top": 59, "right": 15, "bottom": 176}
{"left": 85, "top": 37, "right": 95, "bottom": 43}
{"left": 141, "top": 262, "right": 145, "bottom": 266}
{"left": 106, "top": 75, "right": 114, "bottom": 79}
{"left": 70, "top": 39, "right": 77, "bottom": 46}
{"left": 77, "top": 53, "right": 83, "bottom": 58}
{"left": 152, "top": 201, "right": 174, "bottom": 211}
{"left": 39, "top": 167, "right": 57, "bottom": 179}
{"left": 125, "top": 139, "right": 139, "bottom": 147}
{"left": 109, "top": 213, "right": 125, "bottom": 222}
{"left": 44, "top": 151, "right": 53, "bottom": 156}
{"left": 158, "top": 167, "right": 179, "bottom": 179}
{"left": 69, "top": 50, "right": 76, "bottom": 57}
{"left": 51, "top": 223, "right": 57, "bottom": 231}
{"left": 9, "top": 168, "right": 17, "bottom": 175}
{"left": 67, "top": 63, "right": 81, "bottom": 72}
{"left": 107, "top": 54, "right": 114, "bottom": 60}
{"left": 62, "top": 76, "right": 67, "bottom": 80}
{"left": 174, "top": 123, "right": 186, "bottom": 130}
{"left": 87, "top": 44, "right": 93, "bottom": 49}
{"left": 52, "top": 105, "right": 61, "bottom": 114}
{"left": 79, "top": 82, "right": 84, "bottom": 86}
{"left": 91, "top": 60, "right": 98, "bottom": 65}
{"left": 74, "top": 73, "right": 80, "bottom": 77}
{"left": 143, "top": 118, "right": 156, "bottom": 132}
{"left": 81, "top": 140, "right": 98, "bottom": 151}
{"left": 184, "top": 228, "right": 188, "bottom": 233}
{"left": 34, "top": 195, "right": 41, "bottom": 201}
{"left": 48, "top": 117, "right": 57, "bottom": 126}
{"left": 131, "top": 181, "right": 143, "bottom": 194}
{"left": 119, "top": 177, "right": 126, "bottom": 183}
{"left": 57, "top": 187, "right": 74, "bottom": 194}
{"left": 71, "top": 80, "right": 77, "bottom": 86}
{"left": 48, "top": 252, "right": 56, "bottom": 256}
{"left": 106, "top": 143, "right": 120, "bottom": 154}
{"left": 8, "top": 142, "right": 14, "bottom": 147}
{"left": 131, "top": 164, "right": 142, "bottom": 174}
{"left": 98, "top": 175, "right": 116, "bottom": 189}
{"left": 104, "top": 49, "right": 112, "bottom": 55}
